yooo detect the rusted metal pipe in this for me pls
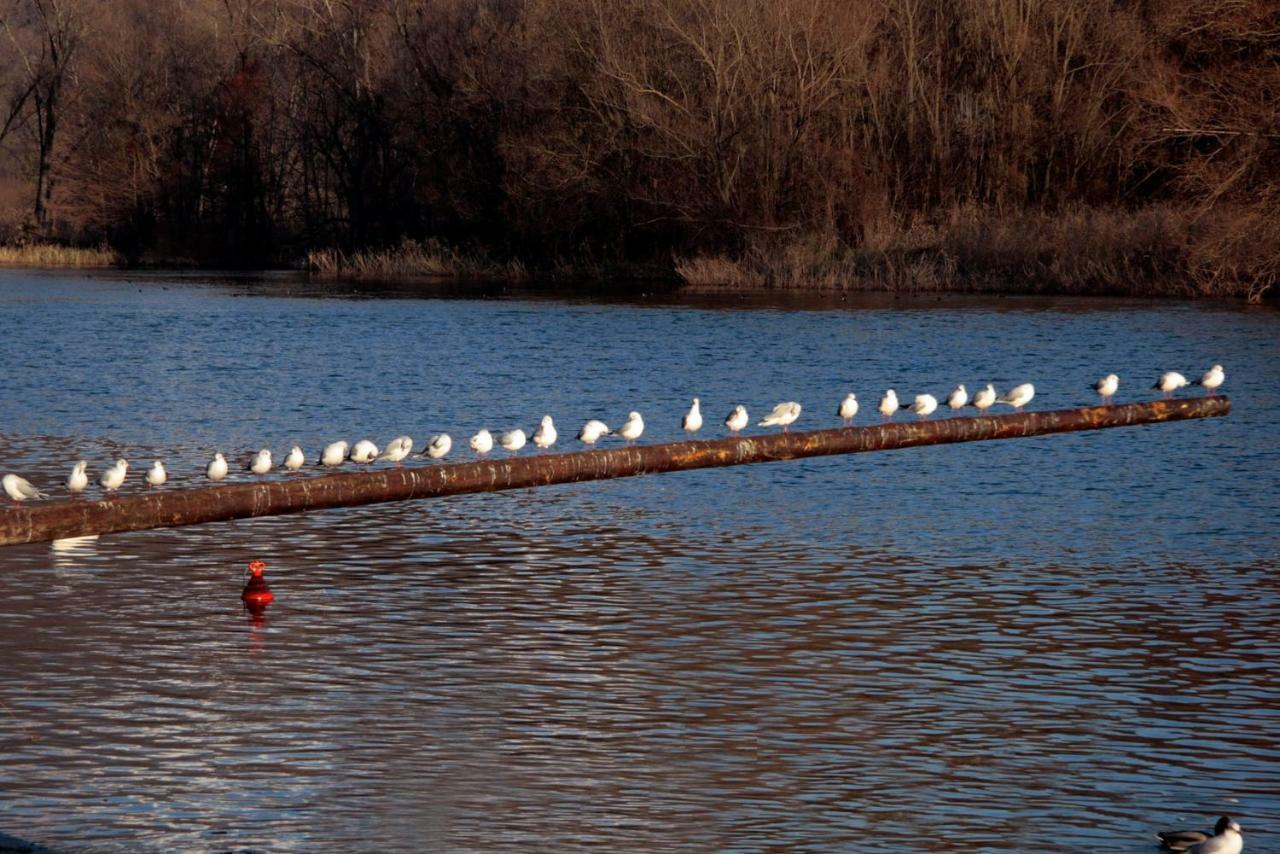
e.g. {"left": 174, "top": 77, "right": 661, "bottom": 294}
{"left": 0, "top": 397, "right": 1229, "bottom": 546}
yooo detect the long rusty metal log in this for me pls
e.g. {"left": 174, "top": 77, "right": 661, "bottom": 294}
{"left": 0, "top": 397, "right": 1229, "bottom": 546}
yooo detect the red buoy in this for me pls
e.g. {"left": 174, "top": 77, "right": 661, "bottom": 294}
{"left": 241, "top": 560, "right": 275, "bottom": 611}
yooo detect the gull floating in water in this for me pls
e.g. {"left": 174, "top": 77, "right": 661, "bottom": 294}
{"left": 683, "top": 398, "right": 703, "bottom": 433}
{"left": 903, "top": 393, "right": 938, "bottom": 419}
{"left": 617, "top": 411, "right": 644, "bottom": 443}
{"left": 320, "top": 441, "right": 348, "bottom": 467}
{"left": 206, "top": 453, "right": 227, "bottom": 482}
{"left": 378, "top": 436, "right": 414, "bottom": 464}
{"left": 947, "top": 384, "right": 968, "bottom": 410}
{"left": 3, "top": 473, "right": 47, "bottom": 503}
{"left": 838, "top": 393, "right": 858, "bottom": 425}
{"left": 67, "top": 461, "right": 88, "bottom": 495}
{"left": 971, "top": 384, "right": 997, "bottom": 412}
{"left": 1153, "top": 371, "right": 1189, "bottom": 397}
{"left": 578, "top": 419, "right": 609, "bottom": 445}
{"left": 532, "top": 416, "right": 557, "bottom": 450}
{"left": 283, "top": 446, "right": 306, "bottom": 471}
{"left": 998, "top": 383, "right": 1035, "bottom": 410}
{"left": 759, "top": 401, "right": 801, "bottom": 432}
{"left": 1092, "top": 373, "right": 1119, "bottom": 404}
{"left": 500, "top": 428, "right": 527, "bottom": 453}
{"left": 878, "top": 390, "right": 899, "bottom": 420}
{"left": 101, "top": 459, "right": 129, "bottom": 492}
{"left": 349, "top": 439, "right": 379, "bottom": 464}
{"left": 1196, "top": 364, "right": 1225, "bottom": 396}
{"left": 470, "top": 429, "right": 494, "bottom": 455}
{"left": 1158, "top": 816, "right": 1234, "bottom": 852}
{"left": 421, "top": 434, "right": 452, "bottom": 459}
{"left": 146, "top": 460, "right": 167, "bottom": 487}
{"left": 248, "top": 449, "right": 272, "bottom": 475}
{"left": 725, "top": 405, "right": 748, "bottom": 434}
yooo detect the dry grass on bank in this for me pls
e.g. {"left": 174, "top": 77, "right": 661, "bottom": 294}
{"left": 676, "top": 205, "right": 1278, "bottom": 303}
{"left": 0, "top": 242, "right": 123, "bottom": 268}
{"left": 307, "top": 238, "right": 528, "bottom": 281}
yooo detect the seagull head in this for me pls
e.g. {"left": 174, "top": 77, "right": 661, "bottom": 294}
{"left": 116, "top": 459, "right": 129, "bottom": 469}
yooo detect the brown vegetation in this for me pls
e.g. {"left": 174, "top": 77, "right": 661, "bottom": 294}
{"left": 0, "top": 0, "right": 1276, "bottom": 299}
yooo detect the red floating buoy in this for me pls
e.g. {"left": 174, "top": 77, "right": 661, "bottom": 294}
{"left": 241, "top": 559, "right": 275, "bottom": 611}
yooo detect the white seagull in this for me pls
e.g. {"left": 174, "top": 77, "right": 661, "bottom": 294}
{"left": 1092, "top": 373, "right": 1119, "bottom": 404}
{"left": 470, "top": 429, "right": 494, "bottom": 455}
{"left": 1195, "top": 364, "right": 1225, "bottom": 396}
{"left": 903, "top": 393, "right": 938, "bottom": 419}
{"left": 758, "top": 401, "right": 801, "bottom": 432}
{"left": 248, "top": 449, "right": 273, "bottom": 475}
{"left": 998, "top": 383, "right": 1036, "bottom": 410}
{"left": 67, "top": 461, "right": 88, "bottom": 495}
{"left": 878, "top": 390, "right": 899, "bottom": 420}
{"left": 283, "top": 446, "right": 306, "bottom": 471}
{"left": 947, "top": 384, "right": 969, "bottom": 410}
{"left": 971, "top": 384, "right": 997, "bottom": 412}
{"left": 206, "top": 453, "right": 228, "bottom": 481}
{"left": 617, "top": 411, "right": 644, "bottom": 443}
{"left": 320, "top": 441, "right": 348, "bottom": 467}
{"left": 499, "top": 428, "right": 527, "bottom": 453}
{"left": 422, "top": 434, "right": 452, "bottom": 459}
{"left": 349, "top": 439, "right": 379, "bottom": 464}
{"left": 1153, "top": 371, "right": 1189, "bottom": 397}
{"left": 683, "top": 398, "right": 703, "bottom": 433}
{"left": 1157, "top": 816, "right": 1242, "bottom": 854}
{"left": 101, "top": 459, "right": 129, "bottom": 492}
{"left": 146, "top": 460, "right": 167, "bottom": 488}
{"left": 724, "top": 405, "right": 749, "bottom": 434}
{"left": 3, "top": 474, "right": 47, "bottom": 503}
{"left": 837, "top": 393, "right": 858, "bottom": 425}
{"left": 378, "top": 436, "right": 414, "bottom": 464}
{"left": 532, "top": 416, "right": 557, "bottom": 450}
{"left": 578, "top": 419, "right": 609, "bottom": 445}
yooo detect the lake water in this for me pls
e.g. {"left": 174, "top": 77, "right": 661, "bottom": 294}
{"left": 0, "top": 269, "right": 1277, "bottom": 851}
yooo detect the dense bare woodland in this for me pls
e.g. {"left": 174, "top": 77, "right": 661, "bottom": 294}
{"left": 0, "top": 0, "right": 1276, "bottom": 297}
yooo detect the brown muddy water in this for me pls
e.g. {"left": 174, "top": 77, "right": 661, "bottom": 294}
{"left": 0, "top": 270, "right": 1277, "bottom": 851}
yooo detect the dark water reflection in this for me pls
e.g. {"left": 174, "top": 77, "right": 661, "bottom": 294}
{"left": 0, "top": 270, "right": 1277, "bottom": 851}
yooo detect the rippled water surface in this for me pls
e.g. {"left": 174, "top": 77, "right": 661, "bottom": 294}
{"left": 1, "top": 269, "right": 1278, "bottom": 851}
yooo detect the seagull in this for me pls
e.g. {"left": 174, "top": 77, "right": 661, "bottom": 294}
{"left": 1153, "top": 371, "right": 1189, "bottom": 398}
{"left": 248, "top": 449, "right": 273, "bottom": 474}
{"left": 758, "top": 401, "right": 801, "bottom": 432}
{"left": 67, "top": 461, "right": 88, "bottom": 495}
{"left": 724, "top": 405, "right": 749, "bottom": 434}
{"left": 377, "top": 436, "right": 414, "bottom": 464}
{"left": 421, "top": 433, "right": 452, "bottom": 459}
{"left": 1158, "top": 816, "right": 1235, "bottom": 852}
{"left": 971, "top": 384, "right": 997, "bottom": 412}
{"left": 1195, "top": 364, "right": 1225, "bottom": 396}
{"left": 206, "top": 453, "right": 228, "bottom": 481}
{"left": 101, "top": 459, "right": 129, "bottom": 492}
{"left": 470, "top": 429, "right": 494, "bottom": 455}
{"left": 902, "top": 393, "right": 938, "bottom": 419}
{"left": 532, "top": 416, "right": 557, "bottom": 450}
{"left": 578, "top": 419, "right": 609, "bottom": 445}
{"left": 320, "top": 440, "right": 348, "bottom": 467}
{"left": 283, "top": 446, "right": 306, "bottom": 471}
{"left": 1092, "top": 373, "right": 1119, "bottom": 404}
{"left": 146, "top": 460, "right": 167, "bottom": 488}
{"left": 499, "top": 428, "right": 527, "bottom": 453}
{"left": 878, "top": 390, "right": 899, "bottom": 420}
{"left": 349, "top": 439, "right": 379, "bottom": 463}
{"left": 683, "top": 398, "right": 703, "bottom": 433}
{"left": 998, "top": 383, "right": 1035, "bottom": 410}
{"left": 3, "top": 474, "right": 47, "bottom": 503}
{"left": 946, "top": 384, "right": 968, "bottom": 410}
{"left": 617, "top": 411, "right": 644, "bottom": 443}
{"left": 837, "top": 393, "right": 858, "bottom": 425}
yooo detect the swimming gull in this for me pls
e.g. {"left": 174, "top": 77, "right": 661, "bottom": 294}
{"left": 758, "top": 402, "right": 801, "bottom": 432}
{"left": 1160, "top": 817, "right": 1242, "bottom": 854}
{"left": 1158, "top": 817, "right": 1235, "bottom": 852}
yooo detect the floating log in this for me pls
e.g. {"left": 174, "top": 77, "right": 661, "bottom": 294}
{"left": 0, "top": 397, "right": 1229, "bottom": 547}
